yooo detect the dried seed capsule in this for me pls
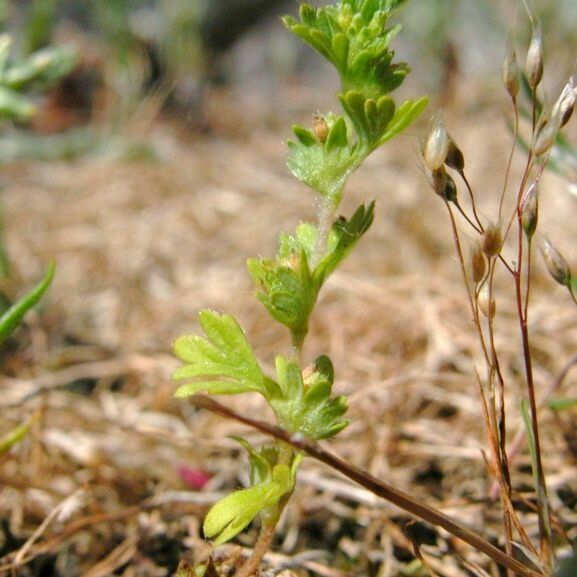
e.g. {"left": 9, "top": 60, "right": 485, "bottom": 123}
{"left": 526, "top": 24, "right": 544, "bottom": 90}
{"left": 471, "top": 245, "right": 486, "bottom": 284}
{"left": 532, "top": 116, "right": 560, "bottom": 156}
{"left": 430, "top": 166, "right": 448, "bottom": 197}
{"left": 445, "top": 138, "right": 465, "bottom": 172}
{"left": 481, "top": 224, "right": 503, "bottom": 259}
{"left": 503, "top": 41, "right": 520, "bottom": 99}
{"left": 424, "top": 116, "right": 449, "bottom": 171}
{"left": 552, "top": 77, "right": 576, "bottom": 128}
{"left": 478, "top": 284, "right": 496, "bottom": 319}
{"left": 442, "top": 173, "right": 458, "bottom": 203}
{"left": 521, "top": 183, "right": 539, "bottom": 238}
{"left": 541, "top": 237, "right": 571, "bottom": 286}
{"left": 313, "top": 113, "right": 329, "bottom": 143}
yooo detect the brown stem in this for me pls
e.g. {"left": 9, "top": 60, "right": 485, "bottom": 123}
{"left": 499, "top": 99, "right": 519, "bottom": 221}
{"left": 514, "top": 174, "right": 552, "bottom": 567}
{"left": 190, "top": 395, "right": 544, "bottom": 577}
{"left": 459, "top": 170, "right": 484, "bottom": 232}
{"left": 490, "top": 354, "right": 577, "bottom": 499}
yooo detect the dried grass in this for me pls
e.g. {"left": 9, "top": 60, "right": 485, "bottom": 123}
{"left": 1, "top": 90, "right": 576, "bottom": 576}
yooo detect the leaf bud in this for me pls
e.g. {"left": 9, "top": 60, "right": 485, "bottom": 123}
{"left": 520, "top": 183, "right": 539, "bottom": 238}
{"left": 541, "top": 237, "right": 571, "bottom": 287}
{"left": 445, "top": 138, "right": 465, "bottom": 172}
{"left": 552, "top": 77, "right": 576, "bottom": 129}
{"left": 471, "top": 245, "right": 486, "bottom": 284}
{"left": 503, "top": 41, "right": 520, "bottom": 99}
{"left": 313, "top": 113, "right": 329, "bottom": 143}
{"left": 478, "top": 284, "right": 496, "bottom": 319}
{"left": 481, "top": 224, "right": 503, "bottom": 259}
{"left": 526, "top": 24, "right": 544, "bottom": 90}
{"left": 424, "top": 115, "right": 449, "bottom": 171}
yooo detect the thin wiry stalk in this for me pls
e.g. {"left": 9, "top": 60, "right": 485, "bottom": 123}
{"left": 511, "top": 91, "right": 552, "bottom": 563}
{"left": 445, "top": 202, "right": 491, "bottom": 367}
{"left": 459, "top": 170, "right": 484, "bottom": 231}
{"left": 499, "top": 100, "right": 519, "bottom": 220}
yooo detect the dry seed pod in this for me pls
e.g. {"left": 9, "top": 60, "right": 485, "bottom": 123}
{"left": 424, "top": 116, "right": 449, "bottom": 171}
{"left": 313, "top": 113, "right": 329, "bottom": 143}
{"left": 521, "top": 183, "right": 539, "bottom": 238}
{"left": 541, "top": 237, "right": 571, "bottom": 286}
{"left": 445, "top": 138, "right": 465, "bottom": 172}
{"left": 430, "top": 166, "right": 448, "bottom": 197}
{"left": 442, "top": 173, "right": 458, "bottom": 203}
{"left": 526, "top": 24, "right": 544, "bottom": 90}
{"left": 481, "top": 224, "right": 503, "bottom": 259}
{"left": 478, "top": 284, "right": 496, "bottom": 319}
{"left": 503, "top": 41, "right": 520, "bottom": 99}
{"left": 532, "top": 117, "right": 560, "bottom": 156}
{"left": 471, "top": 245, "right": 486, "bottom": 284}
{"left": 552, "top": 78, "right": 576, "bottom": 128}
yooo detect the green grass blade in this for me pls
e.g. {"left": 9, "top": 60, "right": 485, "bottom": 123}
{"left": 0, "top": 260, "right": 55, "bottom": 344}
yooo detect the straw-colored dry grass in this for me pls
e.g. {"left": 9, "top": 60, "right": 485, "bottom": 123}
{"left": 1, "top": 88, "right": 577, "bottom": 577}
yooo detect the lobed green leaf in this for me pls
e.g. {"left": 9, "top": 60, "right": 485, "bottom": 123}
{"left": 173, "top": 311, "right": 277, "bottom": 399}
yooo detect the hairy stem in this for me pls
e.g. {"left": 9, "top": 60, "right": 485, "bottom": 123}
{"left": 235, "top": 503, "right": 285, "bottom": 577}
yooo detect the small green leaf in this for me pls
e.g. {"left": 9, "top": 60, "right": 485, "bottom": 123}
{"left": 0, "top": 85, "right": 35, "bottom": 121}
{"left": 293, "top": 124, "right": 317, "bottom": 146}
{"left": 0, "top": 261, "right": 55, "bottom": 344}
{"left": 173, "top": 311, "right": 277, "bottom": 399}
{"left": 548, "top": 397, "right": 577, "bottom": 411}
{"left": 314, "top": 202, "right": 375, "bottom": 285}
{"left": 203, "top": 462, "right": 297, "bottom": 544}
{"left": 0, "top": 412, "right": 38, "bottom": 454}
{"left": 230, "top": 436, "right": 273, "bottom": 485}
{"left": 325, "top": 115, "right": 348, "bottom": 152}
{"left": 379, "top": 97, "right": 428, "bottom": 144}
{"left": 276, "top": 356, "right": 304, "bottom": 400}
{"left": 270, "top": 355, "right": 348, "bottom": 440}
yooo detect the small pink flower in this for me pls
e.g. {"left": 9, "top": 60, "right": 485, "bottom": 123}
{"left": 178, "top": 465, "right": 211, "bottom": 490}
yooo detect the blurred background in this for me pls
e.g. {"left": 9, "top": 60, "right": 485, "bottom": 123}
{"left": 1, "top": 0, "right": 576, "bottom": 149}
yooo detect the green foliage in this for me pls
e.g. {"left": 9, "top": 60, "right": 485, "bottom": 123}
{"left": 203, "top": 438, "right": 302, "bottom": 544}
{"left": 174, "top": 310, "right": 347, "bottom": 441}
{"left": 284, "top": 2, "right": 427, "bottom": 202}
{"left": 0, "top": 261, "right": 55, "bottom": 345}
{"left": 270, "top": 355, "right": 348, "bottom": 440}
{"left": 288, "top": 113, "right": 356, "bottom": 200}
{"left": 173, "top": 311, "right": 278, "bottom": 398}
{"left": 0, "top": 412, "right": 38, "bottom": 454}
{"left": 0, "top": 36, "right": 75, "bottom": 122}
{"left": 248, "top": 202, "right": 374, "bottom": 345}
{"left": 173, "top": 0, "right": 425, "bottom": 550}
{"left": 548, "top": 397, "right": 577, "bottom": 411}
{"left": 283, "top": 1, "right": 409, "bottom": 99}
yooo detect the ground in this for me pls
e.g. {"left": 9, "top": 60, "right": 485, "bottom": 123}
{"left": 1, "top": 83, "right": 577, "bottom": 577}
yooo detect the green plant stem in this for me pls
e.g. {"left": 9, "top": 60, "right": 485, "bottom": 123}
{"left": 235, "top": 442, "right": 294, "bottom": 577}
{"left": 191, "top": 394, "right": 544, "bottom": 577}
{"left": 235, "top": 502, "right": 285, "bottom": 577}
{"left": 312, "top": 195, "right": 339, "bottom": 268}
